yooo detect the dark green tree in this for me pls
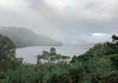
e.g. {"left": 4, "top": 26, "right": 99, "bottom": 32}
{"left": 70, "top": 55, "right": 78, "bottom": 63}
{"left": 112, "top": 34, "right": 118, "bottom": 43}
{"left": 106, "top": 34, "right": 118, "bottom": 54}
{"left": 0, "top": 34, "right": 16, "bottom": 71}
{"left": 110, "top": 54, "right": 118, "bottom": 69}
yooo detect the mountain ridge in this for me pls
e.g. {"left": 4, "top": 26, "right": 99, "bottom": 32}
{"left": 0, "top": 27, "right": 63, "bottom": 48}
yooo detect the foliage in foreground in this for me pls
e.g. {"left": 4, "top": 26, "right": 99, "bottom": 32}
{"left": 0, "top": 35, "right": 20, "bottom": 71}
{"left": 0, "top": 55, "right": 118, "bottom": 83}
{"left": 0, "top": 63, "right": 83, "bottom": 83}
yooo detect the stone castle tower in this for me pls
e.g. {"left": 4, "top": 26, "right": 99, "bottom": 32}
{"left": 50, "top": 47, "right": 56, "bottom": 55}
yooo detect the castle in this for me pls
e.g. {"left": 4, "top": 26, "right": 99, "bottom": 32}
{"left": 40, "top": 47, "right": 56, "bottom": 59}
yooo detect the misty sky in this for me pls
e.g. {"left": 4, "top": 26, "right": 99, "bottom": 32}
{"left": 0, "top": 0, "right": 118, "bottom": 44}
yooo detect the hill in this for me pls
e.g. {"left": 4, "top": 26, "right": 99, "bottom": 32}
{"left": 0, "top": 27, "right": 63, "bottom": 48}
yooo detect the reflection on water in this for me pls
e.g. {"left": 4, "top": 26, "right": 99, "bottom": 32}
{"left": 16, "top": 44, "right": 94, "bottom": 64}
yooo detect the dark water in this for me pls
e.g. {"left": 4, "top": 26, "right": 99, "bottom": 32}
{"left": 16, "top": 45, "right": 94, "bottom": 64}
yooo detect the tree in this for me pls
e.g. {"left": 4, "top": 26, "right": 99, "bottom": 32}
{"left": 36, "top": 55, "right": 42, "bottom": 64}
{"left": 0, "top": 34, "right": 16, "bottom": 71}
{"left": 112, "top": 34, "right": 118, "bottom": 44}
{"left": 106, "top": 35, "right": 118, "bottom": 54}
{"left": 70, "top": 55, "right": 78, "bottom": 63}
{"left": 110, "top": 54, "right": 118, "bottom": 69}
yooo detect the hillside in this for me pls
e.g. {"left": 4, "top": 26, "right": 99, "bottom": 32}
{"left": 0, "top": 27, "right": 63, "bottom": 48}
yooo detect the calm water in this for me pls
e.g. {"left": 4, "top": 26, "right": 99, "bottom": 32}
{"left": 16, "top": 45, "right": 94, "bottom": 64}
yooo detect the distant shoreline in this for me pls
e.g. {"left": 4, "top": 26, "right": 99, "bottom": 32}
{"left": 16, "top": 45, "right": 63, "bottom": 48}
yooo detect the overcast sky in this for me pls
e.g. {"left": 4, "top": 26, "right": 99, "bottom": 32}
{"left": 0, "top": 0, "right": 118, "bottom": 44}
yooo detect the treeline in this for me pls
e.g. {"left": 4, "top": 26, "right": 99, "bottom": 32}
{"left": 0, "top": 34, "right": 118, "bottom": 83}
{"left": 0, "top": 63, "right": 83, "bottom": 83}
{"left": 70, "top": 35, "right": 118, "bottom": 83}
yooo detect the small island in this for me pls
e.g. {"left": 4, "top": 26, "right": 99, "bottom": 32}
{"left": 37, "top": 47, "right": 70, "bottom": 64}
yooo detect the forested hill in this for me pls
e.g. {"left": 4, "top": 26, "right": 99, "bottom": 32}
{"left": 0, "top": 27, "right": 63, "bottom": 48}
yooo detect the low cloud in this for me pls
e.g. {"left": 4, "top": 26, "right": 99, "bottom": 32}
{"left": 0, "top": 0, "right": 118, "bottom": 44}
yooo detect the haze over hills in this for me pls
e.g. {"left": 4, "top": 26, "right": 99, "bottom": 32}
{"left": 0, "top": 27, "right": 63, "bottom": 48}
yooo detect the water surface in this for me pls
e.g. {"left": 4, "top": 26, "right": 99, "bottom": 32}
{"left": 16, "top": 45, "right": 93, "bottom": 64}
